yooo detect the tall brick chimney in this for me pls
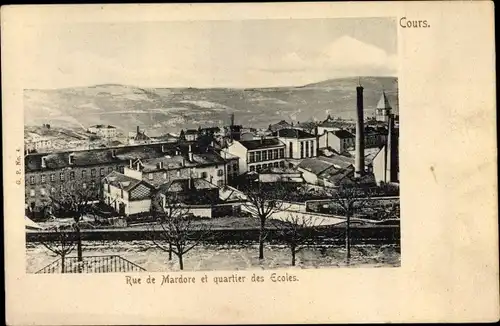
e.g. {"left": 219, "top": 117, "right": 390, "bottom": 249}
{"left": 355, "top": 83, "right": 365, "bottom": 177}
{"left": 386, "top": 114, "right": 398, "bottom": 182}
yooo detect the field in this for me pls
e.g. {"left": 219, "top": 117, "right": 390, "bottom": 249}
{"left": 26, "top": 241, "right": 400, "bottom": 273}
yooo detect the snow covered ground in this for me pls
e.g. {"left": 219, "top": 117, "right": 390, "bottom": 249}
{"left": 26, "top": 241, "right": 400, "bottom": 273}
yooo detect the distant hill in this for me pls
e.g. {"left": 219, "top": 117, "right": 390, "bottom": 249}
{"left": 24, "top": 76, "right": 398, "bottom": 135}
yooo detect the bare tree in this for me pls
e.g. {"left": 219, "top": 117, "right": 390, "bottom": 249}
{"left": 40, "top": 225, "right": 77, "bottom": 273}
{"left": 150, "top": 193, "right": 211, "bottom": 270}
{"left": 240, "top": 181, "right": 292, "bottom": 260}
{"left": 327, "top": 181, "right": 373, "bottom": 263}
{"left": 271, "top": 214, "right": 320, "bottom": 266}
{"left": 42, "top": 185, "right": 100, "bottom": 264}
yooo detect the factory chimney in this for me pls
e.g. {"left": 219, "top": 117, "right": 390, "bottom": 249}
{"left": 355, "top": 82, "right": 365, "bottom": 177}
{"left": 386, "top": 114, "right": 398, "bottom": 182}
{"left": 230, "top": 113, "right": 235, "bottom": 126}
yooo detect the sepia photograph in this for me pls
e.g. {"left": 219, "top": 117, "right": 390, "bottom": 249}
{"left": 23, "top": 17, "right": 400, "bottom": 273}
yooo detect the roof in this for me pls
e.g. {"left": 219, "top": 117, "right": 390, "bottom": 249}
{"left": 334, "top": 130, "right": 355, "bottom": 139}
{"left": 185, "top": 129, "right": 199, "bottom": 135}
{"left": 377, "top": 92, "right": 392, "bottom": 110}
{"left": 158, "top": 178, "right": 218, "bottom": 193}
{"left": 103, "top": 171, "right": 146, "bottom": 191}
{"left": 138, "top": 151, "right": 227, "bottom": 173}
{"left": 90, "top": 124, "right": 116, "bottom": 129}
{"left": 274, "top": 128, "right": 315, "bottom": 139}
{"left": 238, "top": 138, "right": 284, "bottom": 150}
{"left": 25, "top": 142, "right": 180, "bottom": 172}
{"left": 297, "top": 158, "right": 335, "bottom": 175}
{"left": 319, "top": 165, "right": 355, "bottom": 186}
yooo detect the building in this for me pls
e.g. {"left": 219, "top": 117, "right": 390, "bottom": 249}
{"left": 373, "top": 115, "right": 399, "bottom": 184}
{"left": 88, "top": 125, "right": 118, "bottom": 138}
{"left": 317, "top": 115, "right": 352, "bottom": 135}
{"left": 274, "top": 128, "right": 318, "bottom": 159}
{"left": 225, "top": 138, "right": 286, "bottom": 173}
{"left": 318, "top": 129, "right": 355, "bottom": 154}
{"left": 297, "top": 157, "right": 355, "bottom": 188}
{"left": 155, "top": 178, "right": 220, "bottom": 207}
{"left": 124, "top": 145, "right": 230, "bottom": 188}
{"left": 24, "top": 135, "right": 54, "bottom": 152}
{"left": 24, "top": 142, "right": 181, "bottom": 214}
{"left": 183, "top": 129, "right": 199, "bottom": 142}
{"left": 376, "top": 91, "right": 392, "bottom": 123}
{"left": 128, "top": 126, "right": 151, "bottom": 145}
{"left": 102, "top": 171, "right": 155, "bottom": 215}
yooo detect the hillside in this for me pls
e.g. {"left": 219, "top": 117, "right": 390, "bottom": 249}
{"left": 24, "top": 76, "right": 398, "bottom": 135}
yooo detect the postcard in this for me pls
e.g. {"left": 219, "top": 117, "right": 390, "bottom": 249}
{"left": 2, "top": 2, "right": 498, "bottom": 324}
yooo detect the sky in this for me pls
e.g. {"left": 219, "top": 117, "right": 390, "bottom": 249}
{"left": 22, "top": 17, "right": 398, "bottom": 89}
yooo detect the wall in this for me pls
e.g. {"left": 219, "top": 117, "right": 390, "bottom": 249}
{"left": 297, "top": 167, "right": 319, "bottom": 185}
{"left": 372, "top": 146, "right": 386, "bottom": 184}
{"left": 188, "top": 206, "right": 213, "bottom": 218}
{"left": 126, "top": 199, "right": 152, "bottom": 215}
{"left": 26, "top": 162, "right": 125, "bottom": 211}
{"left": 279, "top": 137, "right": 317, "bottom": 159}
{"left": 226, "top": 141, "right": 249, "bottom": 173}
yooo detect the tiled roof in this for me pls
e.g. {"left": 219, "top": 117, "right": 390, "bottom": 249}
{"left": 239, "top": 138, "right": 284, "bottom": 150}
{"left": 297, "top": 158, "right": 334, "bottom": 175}
{"left": 139, "top": 151, "right": 226, "bottom": 173}
{"left": 274, "top": 128, "right": 315, "bottom": 139}
{"left": 25, "top": 142, "right": 180, "bottom": 172}
{"left": 103, "top": 171, "right": 145, "bottom": 191}
{"left": 319, "top": 165, "right": 355, "bottom": 186}
{"left": 158, "top": 178, "right": 218, "bottom": 193}
{"left": 334, "top": 130, "right": 355, "bottom": 139}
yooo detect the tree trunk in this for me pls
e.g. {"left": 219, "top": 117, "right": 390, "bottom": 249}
{"left": 258, "top": 217, "right": 265, "bottom": 260}
{"left": 61, "top": 255, "right": 65, "bottom": 273}
{"left": 291, "top": 246, "right": 296, "bottom": 266}
{"left": 178, "top": 254, "right": 184, "bottom": 270}
{"left": 346, "top": 214, "right": 351, "bottom": 263}
{"left": 76, "top": 226, "right": 83, "bottom": 262}
{"left": 168, "top": 243, "right": 173, "bottom": 261}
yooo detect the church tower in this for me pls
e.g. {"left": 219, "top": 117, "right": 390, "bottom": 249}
{"left": 376, "top": 91, "right": 392, "bottom": 122}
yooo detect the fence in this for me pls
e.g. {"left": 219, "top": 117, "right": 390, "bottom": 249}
{"left": 35, "top": 255, "right": 146, "bottom": 274}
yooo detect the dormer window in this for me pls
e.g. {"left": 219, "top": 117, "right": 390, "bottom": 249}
{"left": 68, "top": 154, "right": 75, "bottom": 165}
{"left": 111, "top": 149, "right": 116, "bottom": 158}
{"left": 41, "top": 157, "right": 47, "bottom": 168}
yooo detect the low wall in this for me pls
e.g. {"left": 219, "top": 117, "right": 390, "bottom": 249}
{"left": 26, "top": 225, "right": 400, "bottom": 245}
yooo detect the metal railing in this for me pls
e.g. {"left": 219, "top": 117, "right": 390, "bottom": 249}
{"left": 35, "top": 255, "right": 146, "bottom": 274}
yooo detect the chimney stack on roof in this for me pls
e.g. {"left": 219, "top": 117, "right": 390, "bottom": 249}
{"left": 355, "top": 83, "right": 365, "bottom": 177}
{"left": 137, "top": 126, "right": 140, "bottom": 134}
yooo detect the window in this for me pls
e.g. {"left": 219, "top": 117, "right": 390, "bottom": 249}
{"left": 91, "top": 180, "right": 96, "bottom": 188}
{"left": 50, "top": 187, "right": 56, "bottom": 193}
{"left": 262, "top": 150, "right": 267, "bottom": 161}
{"left": 262, "top": 163, "right": 267, "bottom": 169}
{"left": 255, "top": 151, "right": 261, "bottom": 162}
{"left": 108, "top": 167, "right": 113, "bottom": 173}
{"left": 279, "top": 148, "right": 284, "bottom": 158}
{"left": 120, "top": 189, "right": 124, "bottom": 198}
{"left": 100, "top": 168, "right": 105, "bottom": 176}
{"left": 176, "top": 170, "right": 181, "bottom": 177}
{"left": 300, "top": 142, "right": 304, "bottom": 158}
{"left": 59, "top": 185, "right": 64, "bottom": 192}
{"left": 148, "top": 173, "right": 154, "bottom": 180}
{"left": 289, "top": 142, "right": 293, "bottom": 158}
{"left": 119, "top": 166, "right": 125, "bottom": 173}
{"left": 279, "top": 161, "right": 285, "bottom": 168}
{"left": 305, "top": 141, "right": 310, "bottom": 158}
{"left": 273, "top": 149, "right": 278, "bottom": 159}
{"left": 29, "top": 189, "right": 35, "bottom": 197}
{"left": 91, "top": 169, "right": 96, "bottom": 178}
{"left": 256, "top": 164, "right": 262, "bottom": 172}
{"left": 250, "top": 165, "right": 255, "bottom": 172}
{"left": 217, "top": 169, "right": 223, "bottom": 176}
{"left": 267, "top": 150, "right": 273, "bottom": 160}
{"left": 107, "top": 184, "right": 111, "bottom": 193}
{"left": 50, "top": 174, "right": 55, "bottom": 182}
{"left": 249, "top": 152, "right": 255, "bottom": 163}
{"left": 311, "top": 140, "right": 315, "bottom": 156}
{"left": 40, "top": 175, "right": 46, "bottom": 183}
{"left": 82, "top": 183, "right": 87, "bottom": 189}
{"left": 82, "top": 170, "right": 87, "bottom": 178}
{"left": 60, "top": 172, "right": 65, "bottom": 181}
{"left": 217, "top": 180, "right": 224, "bottom": 187}
{"left": 29, "top": 176, "right": 35, "bottom": 185}
{"left": 274, "top": 162, "right": 279, "bottom": 167}
{"left": 70, "top": 171, "right": 75, "bottom": 180}
{"left": 40, "top": 188, "right": 46, "bottom": 196}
